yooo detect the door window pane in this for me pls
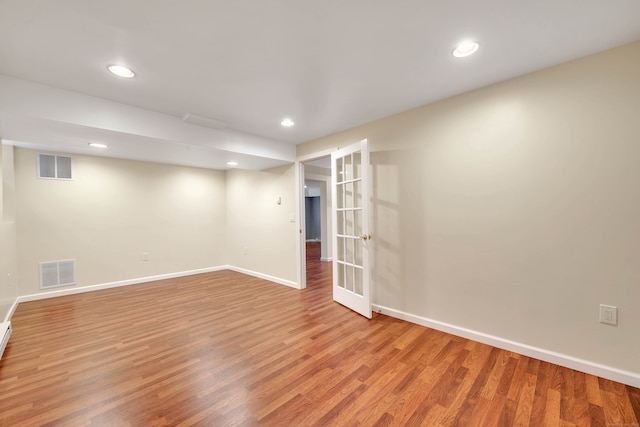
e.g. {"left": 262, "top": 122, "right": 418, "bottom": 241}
{"left": 344, "top": 154, "right": 353, "bottom": 181}
{"left": 346, "top": 237, "right": 354, "bottom": 265}
{"left": 354, "top": 209, "right": 362, "bottom": 237}
{"left": 337, "top": 210, "right": 344, "bottom": 235}
{"left": 345, "top": 210, "right": 354, "bottom": 236}
{"left": 355, "top": 239, "right": 363, "bottom": 267}
{"left": 353, "top": 152, "right": 362, "bottom": 179}
{"left": 345, "top": 265, "right": 354, "bottom": 292}
{"left": 345, "top": 182, "right": 353, "bottom": 209}
{"left": 354, "top": 180, "right": 362, "bottom": 209}
{"left": 336, "top": 183, "right": 344, "bottom": 209}
{"left": 354, "top": 267, "right": 363, "bottom": 296}
{"left": 336, "top": 157, "right": 344, "bottom": 183}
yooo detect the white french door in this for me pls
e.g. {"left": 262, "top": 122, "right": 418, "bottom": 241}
{"left": 332, "top": 139, "right": 371, "bottom": 318}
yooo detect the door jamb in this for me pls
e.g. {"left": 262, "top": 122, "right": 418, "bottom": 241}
{"left": 295, "top": 148, "right": 336, "bottom": 290}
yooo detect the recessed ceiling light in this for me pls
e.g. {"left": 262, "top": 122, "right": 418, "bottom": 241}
{"left": 281, "top": 118, "right": 295, "bottom": 127}
{"left": 88, "top": 142, "right": 108, "bottom": 148}
{"left": 453, "top": 41, "right": 479, "bottom": 58}
{"left": 227, "top": 161, "right": 238, "bottom": 166}
{"left": 107, "top": 64, "right": 135, "bottom": 78}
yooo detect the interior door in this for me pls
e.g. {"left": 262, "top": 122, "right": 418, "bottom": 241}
{"left": 332, "top": 139, "right": 371, "bottom": 318}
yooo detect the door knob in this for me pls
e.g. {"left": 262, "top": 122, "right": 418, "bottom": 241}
{"left": 361, "top": 234, "right": 371, "bottom": 240}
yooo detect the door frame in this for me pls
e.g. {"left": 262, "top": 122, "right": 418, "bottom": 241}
{"left": 295, "top": 148, "right": 337, "bottom": 290}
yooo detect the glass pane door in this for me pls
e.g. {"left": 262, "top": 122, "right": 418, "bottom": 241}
{"left": 332, "top": 139, "right": 371, "bottom": 318}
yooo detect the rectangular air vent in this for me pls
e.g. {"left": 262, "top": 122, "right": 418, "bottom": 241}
{"left": 37, "top": 154, "right": 73, "bottom": 180}
{"left": 40, "top": 259, "right": 76, "bottom": 289}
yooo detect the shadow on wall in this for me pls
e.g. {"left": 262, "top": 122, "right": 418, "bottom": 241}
{"left": 371, "top": 147, "right": 429, "bottom": 312}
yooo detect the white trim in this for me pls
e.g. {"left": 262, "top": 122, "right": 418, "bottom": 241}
{"left": 296, "top": 148, "right": 341, "bottom": 291}
{"left": 372, "top": 304, "right": 640, "bottom": 388}
{"left": 226, "top": 265, "right": 299, "bottom": 289}
{"left": 320, "top": 257, "right": 333, "bottom": 262}
{"left": 296, "top": 148, "right": 336, "bottom": 163}
{"left": 295, "top": 160, "right": 306, "bottom": 289}
{"left": 18, "top": 266, "right": 227, "bottom": 303}
{"left": 4, "top": 298, "right": 19, "bottom": 323}
{"left": 11, "top": 266, "right": 298, "bottom": 313}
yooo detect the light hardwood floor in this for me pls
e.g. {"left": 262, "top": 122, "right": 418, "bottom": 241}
{"left": 1, "top": 243, "right": 639, "bottom": 426}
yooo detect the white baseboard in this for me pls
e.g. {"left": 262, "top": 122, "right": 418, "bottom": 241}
{"left": 372, "top": 304, "right": 640, "bottom": 388}
{"left": 3, "top": 298, "right": 19, "bottom": 323}
{"left": 320, "top": 257, "right": 333, "bottom": 262}
{"left": 226, "top": 265, "right": 299, "bottom": 289}
{"left": 10, "top": 265, "right": 298, "bottom": 319}
{"left": 16, "top": 265, "right": 298, "bottom": 306}
{"left": 17, "top": 266, "right": 228, "bottom": 303}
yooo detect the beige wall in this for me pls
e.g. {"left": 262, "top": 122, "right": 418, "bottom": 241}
{"left": 14, "top": 148, "right": 227, "bottom": 295}
{"left": 226, "top": 166, "right": 297, "bottom": 283}
{"left": 298, "top": 41, "right": 640, "bottom": 373}
{"left": 0, "top": 144, "right": 18, "bottom": 320}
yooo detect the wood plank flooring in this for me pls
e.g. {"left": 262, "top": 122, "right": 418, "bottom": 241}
{"left": 1, "top": 242, "right": 639, "bottom": 426}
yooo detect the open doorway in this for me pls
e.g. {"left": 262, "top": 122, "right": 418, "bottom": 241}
{"left": 297, "top": 155, "right": 332, "bottom": 290}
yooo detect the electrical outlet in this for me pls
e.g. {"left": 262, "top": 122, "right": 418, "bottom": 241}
{"left": 243, "top": 246, "right": 248, "bottom": 255}
{"left": 599, "top": 304, "right": 617, "bottom": 325}
{"left": 142, "top": 252, "right": 149, "bottom": 261}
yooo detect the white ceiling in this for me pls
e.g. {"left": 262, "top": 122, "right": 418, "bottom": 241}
{"left": 1, "top": 0, "right": 639, "bottom": 170}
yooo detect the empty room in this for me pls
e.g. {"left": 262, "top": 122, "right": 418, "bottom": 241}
{"left": 1, "top": 1, "right": 640, "bottom": 426}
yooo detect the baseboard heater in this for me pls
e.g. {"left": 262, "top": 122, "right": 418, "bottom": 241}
{"left": 0, "top": 321, "right": 11, "bottom": 360}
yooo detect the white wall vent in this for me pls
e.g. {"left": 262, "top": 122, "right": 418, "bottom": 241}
{"left": 40, "top": 259, "right": 76, "bottom": 289}
{"left": 37, "top": 153, "right": 73, "bottom": 180}
{"left": 0, "top": 321, "right": 11, "bottom": 361}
